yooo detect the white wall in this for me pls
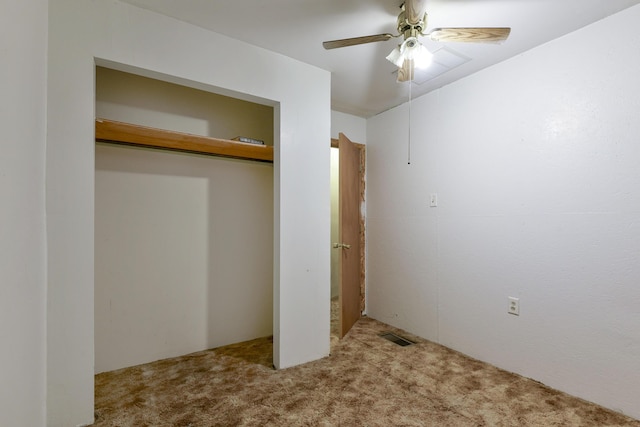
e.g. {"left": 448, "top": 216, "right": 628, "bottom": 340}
{"left": 0, "top": 1, "right": 47, "bottom": 426}
{"left": 47, "top": 1, "right": 330, "bottom": 425}
{"left": 331, "top": 110, "right": 366, "bottom": 144}
{"left": 367, "top": 5, "right": 640, "bottom": 419}
{"left": 95, "top": 145, "right": 273, "bottom": 373}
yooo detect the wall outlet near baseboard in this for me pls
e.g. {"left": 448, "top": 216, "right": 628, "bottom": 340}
{"left": 508, "top": 297, "right": 520, "bottom": 316}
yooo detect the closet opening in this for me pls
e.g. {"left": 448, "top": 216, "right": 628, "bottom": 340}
{"left": 94, "top": 67, "right": 275, "bottom": 374}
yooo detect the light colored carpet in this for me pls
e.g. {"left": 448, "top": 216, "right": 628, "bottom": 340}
{"left": 93, "top": 309, "right": 639, "bottom": 426}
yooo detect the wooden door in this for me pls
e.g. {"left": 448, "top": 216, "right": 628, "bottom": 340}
{"left": 338, "top": 133, "right": 361, "bottom": 337}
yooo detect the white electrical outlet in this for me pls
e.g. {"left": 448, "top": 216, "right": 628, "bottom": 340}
{"left": 430, "top": 193, "right": 438, "bottom": 207}
{"left": 508, "top": 297, "right": 520, "bottom": 316}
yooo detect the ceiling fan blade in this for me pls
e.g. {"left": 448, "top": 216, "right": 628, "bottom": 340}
{"left": 397, "top": 59, "right": 414, "bottom": 83}
{"left": 323, "top": 33, "right": 394, "bottom": 50}
{"left": 429, "top": 27, "right": 511, "bottom": 43}
{"left": 405, "top": 0, "right": 428, "bottom": 26}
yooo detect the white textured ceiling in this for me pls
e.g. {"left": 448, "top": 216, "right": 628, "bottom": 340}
{"left": 119, "top": 0, "right": 640, "bottom": 117}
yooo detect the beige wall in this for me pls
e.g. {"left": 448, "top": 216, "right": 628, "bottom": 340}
{"left": 95, "top": 70, "right": 274, "bottom": 373}
{"left": 330, "top": 148, "right": 340, "bottom": 298}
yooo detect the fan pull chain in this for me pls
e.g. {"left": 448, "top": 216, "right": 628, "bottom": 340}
{"left": 408, "top": 79, "right": 412, "bottom": 165}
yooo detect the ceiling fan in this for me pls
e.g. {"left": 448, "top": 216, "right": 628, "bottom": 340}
{"left": 322, "top": 0, "right": 511, "bottom": 82}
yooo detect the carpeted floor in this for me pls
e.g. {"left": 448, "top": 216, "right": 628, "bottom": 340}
{"left": 93, "top": 303, "right": 639, "bottom": 426}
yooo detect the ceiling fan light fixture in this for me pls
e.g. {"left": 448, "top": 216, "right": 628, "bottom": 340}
{"left": 386, "top": 46, "right": 404, "bottom": 67}
{"left": 411, "top": 43, "right": 432, "bottom": 69}
{"left": 386, "top": 37, "right": 433, "bottom": 69}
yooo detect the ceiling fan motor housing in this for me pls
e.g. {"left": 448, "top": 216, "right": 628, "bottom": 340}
{"left": 397, "top": 10, "right": 427, "bottom": 40}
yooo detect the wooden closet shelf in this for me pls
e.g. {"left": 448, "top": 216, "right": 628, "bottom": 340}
{"left": 95, "top": 118, "right": 273, "bottom": 163}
